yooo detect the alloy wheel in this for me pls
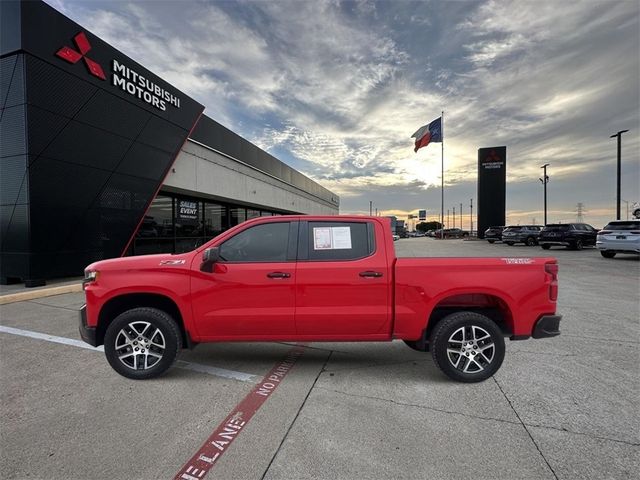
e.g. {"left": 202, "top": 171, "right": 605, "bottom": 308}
{"left": 446, "top": 325, "right": 495, "bottom": 373}
{"left": 114, "top": 321, "right": 166, "bottom": 371}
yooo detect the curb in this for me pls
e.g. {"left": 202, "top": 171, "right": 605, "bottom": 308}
{"left": 0, "top": 284, "right": 83, "bottom": 305}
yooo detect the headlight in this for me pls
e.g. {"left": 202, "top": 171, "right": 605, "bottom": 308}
{"left": 83, "top": 270, "right": 99, "bottom": 286}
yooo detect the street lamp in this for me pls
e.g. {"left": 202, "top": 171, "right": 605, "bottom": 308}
{"left": 610, "top": 130, "right": 629, "bottom": 220}
{"left": 539, "top": 164, "right": 550, "bottom": 225}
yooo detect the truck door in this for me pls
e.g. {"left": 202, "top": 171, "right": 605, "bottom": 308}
{"left": 191, "top": 221, "right": 297, "bottom": 338}
{"left": 294, "top": 220, "right": 391, "bottom": 337}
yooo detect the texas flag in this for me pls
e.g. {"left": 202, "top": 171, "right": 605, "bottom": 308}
{"left": 411, "top": 117, "right": 442, "bottom": 152}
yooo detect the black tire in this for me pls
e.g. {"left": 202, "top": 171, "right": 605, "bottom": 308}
{"left": 601, "top": 250, "right": 616, "bottom": 258}
{"left": 404, "top": 340, "right": 428, "bottom": 352}
{"left": 575, "top": 239, "right": 583, "bottom": 250}
{"left": 104, "top": 307, "right": 182, "bottom": 380}
{"left": 505, "top": 242, "right": 515, "bottom": 246}
{"left": 430, "top": 312, "right": 505, "bottom": 383}
{"left": 541, "top": 244, "right": 551, "bottom": 250}
{"left": 525, "top": 237, "right": 536, "bottom": 246}
{"left": 487, "top": 240, "right": 495, "bottom": 244}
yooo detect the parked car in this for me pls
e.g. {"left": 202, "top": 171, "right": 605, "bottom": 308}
{"left": 501, "top": 225, "right": 543, "bottom": 246}
{"left": 484, "top": 226, "right": 505, "bottom": 243}
{"left": 392, "top": 234, "right": 400, "bottom": 241}
{"left": 80, "top": 215, "right": 561, "bottom": 383}
{"left": 539, "top": 223, "right": 598, "bottom": 250}
{"left": 596, "top": 220, "right": 640, "bottom": 258}
{"left": 440, "top": 228, "right": 469, "bottom": 239}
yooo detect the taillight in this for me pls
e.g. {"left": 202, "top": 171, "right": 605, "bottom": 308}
{"left": 545, "top": 262, "right": 558, "bottom": 301}
{"left": 598, "top": 230, "right": 612, "bottom": 235}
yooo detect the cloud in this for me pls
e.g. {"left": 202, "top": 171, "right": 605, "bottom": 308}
{"left": 45, "top": 0, "right": 640, "bottom": 228}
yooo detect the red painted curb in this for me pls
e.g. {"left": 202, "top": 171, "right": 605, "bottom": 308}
{"left": 175, "top": 346, "right": 305, "bottom": 479}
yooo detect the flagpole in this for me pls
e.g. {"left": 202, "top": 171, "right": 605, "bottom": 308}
{"left": 441, "top": 110, "right": 444, "bottom": 239}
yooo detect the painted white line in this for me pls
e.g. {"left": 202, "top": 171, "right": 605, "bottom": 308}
{"left": 0, "top": 325, "right": 257, "bottom": 383}
{"left": 0, "top": 324, "right": 103, "bottom": 351}
{"left": 174, "top": 360, "right": 256, "bottom": 382}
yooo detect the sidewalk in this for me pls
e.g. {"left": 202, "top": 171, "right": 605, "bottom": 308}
{"left": 0, "top": 277, "right": 83, "bottom": 305}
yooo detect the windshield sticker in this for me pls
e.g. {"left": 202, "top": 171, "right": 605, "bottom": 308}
{"left": 501, "top": 258, "right": 534, "bottom": 265}
{"left": 313, "top": 226, "right": 353, "bottom": 250}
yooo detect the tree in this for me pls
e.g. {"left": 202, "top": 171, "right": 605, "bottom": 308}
{"left": 416, "top": 221, "right": 442, "bottom": 232}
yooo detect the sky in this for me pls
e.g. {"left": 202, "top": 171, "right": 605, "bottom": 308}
{"left": 46, "top": 0, "right": 640, "bottom": 228}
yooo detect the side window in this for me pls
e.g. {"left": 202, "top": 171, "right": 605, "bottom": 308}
{"left": 219, "top": 222, "right": 289, "bottom": 262}
{"left": 306, "top": 222, "right": 374, "bottom": 261}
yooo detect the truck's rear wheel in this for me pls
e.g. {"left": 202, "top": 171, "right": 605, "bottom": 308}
{"left": 104, "top": 307, "right": 182, "bottom": 380}
{"left": 430, "top": 312, "right": 505, "bottom": 383}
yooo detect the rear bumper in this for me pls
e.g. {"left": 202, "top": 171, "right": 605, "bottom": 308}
{"left": 532, "top": 315, "right": 561, "bottom": 339}
{"left": 78, "top": 304, "right": 98, "bottom": 347}
{"left": 596, "top": 239, "right": 640, "bottom": 253}
{"left": 539, "top": 240, "right": 570, "bottom": 246}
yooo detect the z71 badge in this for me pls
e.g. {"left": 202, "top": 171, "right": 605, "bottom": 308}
{"left": 159, "top": 260, "right": 185, "bottom": 266}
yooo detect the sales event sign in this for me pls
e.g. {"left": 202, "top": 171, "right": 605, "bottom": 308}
{"left": 177, "top": 199, "right": 198, "bottom": 223}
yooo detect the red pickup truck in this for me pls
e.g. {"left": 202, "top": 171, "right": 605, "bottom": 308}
{"left": 80, "top": 215, "right": 560, "bottom": 383}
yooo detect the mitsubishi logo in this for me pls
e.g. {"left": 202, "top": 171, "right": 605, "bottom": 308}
{"left": 487, "top": 150, "right": 501, "bottom": 162}
{"left": 55, "top": 32, "right": 106, "bottom": 80}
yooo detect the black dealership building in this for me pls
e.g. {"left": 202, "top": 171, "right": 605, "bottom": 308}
{"left": 1, "top": 0, "right": 339, "bottom": 286}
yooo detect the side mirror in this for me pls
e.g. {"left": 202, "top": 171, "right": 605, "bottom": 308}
{"left": 200, "top": 247, "right": 220, "bottom": 272}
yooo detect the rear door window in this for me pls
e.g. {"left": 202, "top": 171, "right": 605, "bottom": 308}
{"left": 604, "top": 221, "right": 640, "bottom": 231}
{"left": 303, "top": 222, "right": 375, "bottom": 261}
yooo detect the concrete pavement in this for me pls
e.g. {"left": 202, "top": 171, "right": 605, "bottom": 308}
{"left": 0, "top": 238, "right": 638, "bottom": 479}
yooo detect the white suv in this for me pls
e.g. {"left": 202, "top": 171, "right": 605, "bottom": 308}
{"left": 596, "top": 220, "right": 640, "bottom": 258}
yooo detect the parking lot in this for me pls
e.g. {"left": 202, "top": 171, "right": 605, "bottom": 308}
{"left": 1, "top": 238, "right": 638, "bottom": 480}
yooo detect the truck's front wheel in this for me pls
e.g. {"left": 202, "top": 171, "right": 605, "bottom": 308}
{"left": 431, "top": 312, "right": 505, "bottom": 383}
{"left": 104, "top": 307, "right": 182, "bottom": 380}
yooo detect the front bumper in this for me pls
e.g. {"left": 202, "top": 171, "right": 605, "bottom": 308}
{"left": 532, "top": 315, "right": 562, "bottom": 339}
{"left": 78, "top": 304, "right": 98, "bottom": 347}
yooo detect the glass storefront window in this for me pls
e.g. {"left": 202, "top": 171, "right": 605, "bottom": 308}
{"left": 175, "top": 198, "right": 203, "bottom": 238}
{"left": 205, "top": 203, "right": 228, "bottom": 239}
{"left": 131, "top": 194, "right": 288, "bottom": 256}
{"left": 230, "top": 207, "right": 246, "bottom": 227}
{"left": 137, "top": 196, "right": 173, "bottom": 238}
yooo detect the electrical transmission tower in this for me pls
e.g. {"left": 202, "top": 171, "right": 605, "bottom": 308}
{"left": 575, "top": 203, "right": 586, "bottom": 222}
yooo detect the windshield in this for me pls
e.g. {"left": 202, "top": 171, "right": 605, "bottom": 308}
{"left": 504, "top": 227, "right": 521, "bottom": 232}
{"left": 603, "top": 221, "right": 640, "bottom": 231}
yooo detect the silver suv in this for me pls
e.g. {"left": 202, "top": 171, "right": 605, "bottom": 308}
{"left": 502, "top": 225, "right": 543, "bottom": 246}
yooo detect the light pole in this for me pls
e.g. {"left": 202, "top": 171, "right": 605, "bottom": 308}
{"left": 453, "top": 207, "right": 456, "bottom": 228}
{"left": 539, "top": 164, "right": 550, "bottom": 225}
{"left": 369, "top": 200, "right": 373, "bottom": 216}
{"left": 470, "top": 198, "right": 473, "bottom": 234}
{"left": 460, "top": 203, "right": 463, "bottom": 229}
{"left": 447, "top": 209, "right": 450, "bottom": 227}
{"left": 610, "top": 130, "right": 629, "bottom": 220}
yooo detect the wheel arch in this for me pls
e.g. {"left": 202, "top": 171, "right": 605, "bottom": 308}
{"left": 424, "top": 293, "right": 514, "bottom": 342}
{"left": 96, "top": 293, "right": 193, "bottom": 349}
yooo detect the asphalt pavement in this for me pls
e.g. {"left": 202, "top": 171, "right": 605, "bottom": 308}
{"left": 1, "top": 238, "right": 638, "bottom": 479}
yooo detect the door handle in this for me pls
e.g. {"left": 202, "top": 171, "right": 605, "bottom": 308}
{"left": 359, "top": 271, "right": 383, "bottom": 278}
{"left": 267, "top": 272, "right": 291, "bottom": 279}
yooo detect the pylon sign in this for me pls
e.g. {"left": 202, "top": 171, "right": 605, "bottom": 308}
{"left": 418, "top": 210, "right": 426, "bottom": 221}
{"left": 477, "top": 147, "right": 506, "bottom": 238}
